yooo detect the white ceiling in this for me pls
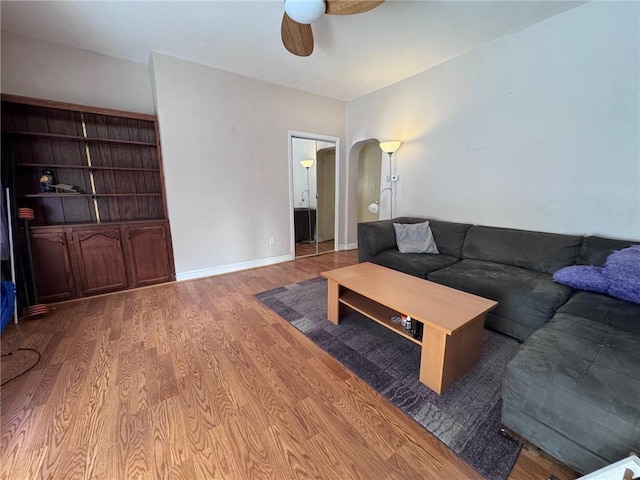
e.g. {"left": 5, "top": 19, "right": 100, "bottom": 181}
{"left": 1, "top": 1, "right": 585, "bottom": 101}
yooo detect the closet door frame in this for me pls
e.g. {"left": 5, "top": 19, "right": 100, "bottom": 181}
{"left": 287, "top": 130, "right": 340, "bottom": 259}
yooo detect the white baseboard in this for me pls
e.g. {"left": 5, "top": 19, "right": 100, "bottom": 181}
{"left": 176, "top": 254, "right": 293, "bottom": 282}
{"left": 342, "top": 243, "right": 358, "bottom": 250}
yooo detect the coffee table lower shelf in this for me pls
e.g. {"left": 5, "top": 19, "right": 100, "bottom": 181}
{"left": 338, "top": 290, "right": 422, "bottom": 346}
{"left": 324, "top": 275, "right": 491, "bottom": 394}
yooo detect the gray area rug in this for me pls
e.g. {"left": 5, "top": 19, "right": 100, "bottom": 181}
{"left": 256, "top": 277, "right": 523, "bottom": 480}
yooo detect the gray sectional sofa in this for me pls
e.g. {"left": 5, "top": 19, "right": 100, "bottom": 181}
{"left": 357, "top": 217, "right": 640, "bottom": 475}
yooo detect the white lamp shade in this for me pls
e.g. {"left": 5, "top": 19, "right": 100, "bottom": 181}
{"left": 379, "top": 141, "right": 401, "bottom": 154}
{"left": 300, "top": 159, "right": 315, "bottom": 168}
{"left": 284, "top": 0, "right": 326, "bottom": 24}
{"left": 368, "top": 202, "right": 379, "bottom": 213}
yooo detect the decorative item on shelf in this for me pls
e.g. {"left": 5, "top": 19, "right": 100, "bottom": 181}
{"left": 404, "top": 314, "right": 413, "bottom": 332}
{"left": 52, "top": 184, "right": 85, "bottom": 194}
{"left": 368, "top": 140, "right": 401, "bottom": 218}
{"left": 39, "top": 169, "right": 56, "bottom": 192}
{"left": 413, "top": 321, "right": 424, "bottom": 341}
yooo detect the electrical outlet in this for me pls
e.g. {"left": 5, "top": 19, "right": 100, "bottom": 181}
{"left": 269, "top": 237, "right": 275, "bottom": 245}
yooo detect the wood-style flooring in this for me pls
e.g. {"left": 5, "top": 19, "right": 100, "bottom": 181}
{"left": 294, "top": 240, "right": 335, "bottom": 258}
{"left": 1, "top": 251, "right": 578, "bottom": 479}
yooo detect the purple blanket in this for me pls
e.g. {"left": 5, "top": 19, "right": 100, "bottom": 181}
{"left": 553, "top": 245, "right": 640, "bottom": 304}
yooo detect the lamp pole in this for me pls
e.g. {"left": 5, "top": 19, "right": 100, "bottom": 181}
{"left": 386, "top": 152, "right": 394, "bottom": 218}
{"left": 305, "top": 165, "right": 312, "bottom": 242}
{"left": 378, "top": 141, "right": 401, "bottom": 219}
{"left": 300, "top": 159, "right": 315, "bottom": 244}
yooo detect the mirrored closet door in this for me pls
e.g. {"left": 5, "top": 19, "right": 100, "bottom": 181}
{"left": 291, "top": 134, "right": 337, "bottom": 258}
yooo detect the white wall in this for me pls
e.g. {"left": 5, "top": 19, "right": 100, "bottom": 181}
{"left": 150, "top": 53, "right": 345, "bottom": 279}
{"left": 347, "top": 2, "right": 640, "bottom": 242}
{"left": 0, "top": 31, "right": 154, "bottom": 114}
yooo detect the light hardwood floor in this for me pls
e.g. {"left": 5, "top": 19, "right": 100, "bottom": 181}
{"left": 1, "top": 251, "right": 577, "bottom": 479}
{"left": 294, "top": 240, "right": 335, "bottom": 258}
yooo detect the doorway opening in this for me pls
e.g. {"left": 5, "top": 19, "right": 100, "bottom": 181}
{"left": 357, "top": 140, "right": 383, "bottom": 223}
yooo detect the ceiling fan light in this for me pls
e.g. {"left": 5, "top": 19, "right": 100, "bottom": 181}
{"left": 284, "top": 0, "right": 326, "bottom": 24}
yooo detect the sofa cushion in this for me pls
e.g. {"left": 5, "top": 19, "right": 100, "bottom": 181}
{"left": 557, "top": 291, "right": 640, "bottom": 334}
{"left": 556, "top": 246, "right": 640, "bottom": 305}
{"left": 553, "top": 265, "right": 608, "bottom": 293}
{"left": 502, "top": 314, "right": 640, "bottom": 470}
{"left": 357, "top": 217, "right": 426, "bottom": 262}
{"left": 373, "top": 250, "right": 459, "bottom": 279}
{"left": 426, "top": 219, "right": 472, "bottom": 257}
{"left": 358, "top": 217, "right": 471, "bottom": 263}
{"left": 393, "top": 221, "right": 439, "bottom": 254}
{"left": 578, "top": 235, "right": 639, "bottom": 266}
{"left": 462, "top": 226, "right": 582, "bottom": 274}
{"left": 428, "top": 259, "right": 573, "bottom": 340}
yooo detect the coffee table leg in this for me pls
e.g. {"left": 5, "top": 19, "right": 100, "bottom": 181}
{"left": 327, "top": 279, "right": 341, "bottom": 324}
{"left": 419, "top": 315, "right": 485, "bottom": 394}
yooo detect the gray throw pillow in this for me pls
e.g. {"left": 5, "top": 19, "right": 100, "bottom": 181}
{"left": 393, "top": 221, "right": 440, "bottom": 254}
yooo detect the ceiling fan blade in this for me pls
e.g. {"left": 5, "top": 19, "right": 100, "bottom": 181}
{"left": 325, "top": 0, "right": 384, "bottom": 15}
{"left": 281, "top": 12, "right": 314, "bottom": 57}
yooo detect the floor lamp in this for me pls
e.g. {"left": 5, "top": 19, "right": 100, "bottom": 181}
{"left": 368, "top": 141, "right": 401, "bottom": 219}
{"left": 300, "top": 159, "right": 315, "bottom": 243}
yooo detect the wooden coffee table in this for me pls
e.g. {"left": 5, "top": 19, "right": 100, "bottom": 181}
{"left": 321, "top": 262, "right": 498, "bottom": 394}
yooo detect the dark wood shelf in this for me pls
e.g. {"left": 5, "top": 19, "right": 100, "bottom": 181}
{"left": 17, "top": 163, "right": 160, "bottom": 172}
{"left": 3, "top": 130, "right": 156, "bottom": 147}
{"left": 31, "top": 219, "right": 169, "bottom": 229}
{"left": 20, "top": 193, "right": 162, "bottom": 198}
{"left": 94, "top": 193, "right": 162, "bottom": 197}
{"left": 3, "top": 96, "right": 175, "bottom": 302}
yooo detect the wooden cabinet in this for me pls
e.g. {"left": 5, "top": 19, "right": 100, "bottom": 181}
{"left": 122, "top": 222, "right": 174, "bottom": 288}
{"left": 294, "top": 208, "right": 316, "bottom": 242}
{"left": 29, "top": 228, "right": 76, "bottom": 302}
{"left": 29, "top": 221, "right": 174, "bottom": 300}
{"left": 2, "top": 95, "right": 175, "bottom": 302}
{"left": 70, "top": 226, "right": 128, "bottom": 296}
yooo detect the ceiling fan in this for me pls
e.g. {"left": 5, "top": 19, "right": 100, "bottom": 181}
{"left": 281, "top": 0, "right": 385, "bottom": 57}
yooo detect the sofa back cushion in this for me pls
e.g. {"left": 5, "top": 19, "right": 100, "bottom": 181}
{"left": 357, "top": 217, "right": 426, "bottom": 262}
{"left": 578, "top": 236, "right": 639, "bottom": 266}
{"left": 428, "top": 220, "right": 472, "bottom": 257}
{"left": 357, "top": 217, "right": 472, "bottom": 262}
{"left": 462, "top": 225, "right": 582, "bottom": 274}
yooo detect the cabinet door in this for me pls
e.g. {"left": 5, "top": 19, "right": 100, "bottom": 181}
{"left": 123, "top": 223, "right": 174, "bottom": 288}
{"left": 29, "top": 229, "right": 76, "bottom": 302}
{"left": 70, "top": 227, "right": 129, "bottom": 296}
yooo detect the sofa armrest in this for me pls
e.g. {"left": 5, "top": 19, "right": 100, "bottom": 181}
{"left": 357, "top": 220, "right": 397, "bottom": 262}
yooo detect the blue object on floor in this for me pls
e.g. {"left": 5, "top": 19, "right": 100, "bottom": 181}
{"left": 1, "top": 281, "right": 16, "bottom": 332}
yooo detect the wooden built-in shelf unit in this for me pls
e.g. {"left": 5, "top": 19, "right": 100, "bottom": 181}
{"left": 2, "top": 94, "right": 176, "bottom": 303}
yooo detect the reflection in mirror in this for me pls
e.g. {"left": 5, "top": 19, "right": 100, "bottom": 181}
{"left": 292, "top": 136, "right": 336, "bottom": 257}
